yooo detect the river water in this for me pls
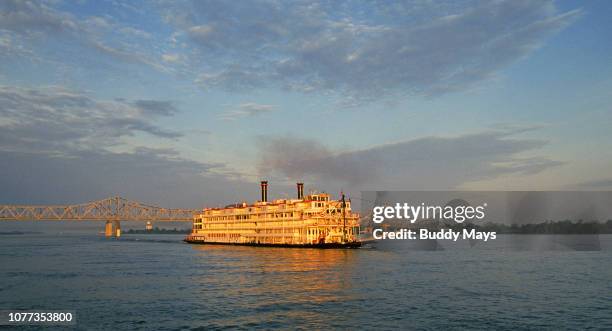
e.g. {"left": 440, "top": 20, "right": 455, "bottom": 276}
{"left": 1, "top": 221, "right": 611, "bottom": 330}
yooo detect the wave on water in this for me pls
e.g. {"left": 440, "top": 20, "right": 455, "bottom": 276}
{"left": 118, "top": 236, "right": 185, "bottom": 244}
{"left": 0, "top": 231, "right": 42, "bottom": 235}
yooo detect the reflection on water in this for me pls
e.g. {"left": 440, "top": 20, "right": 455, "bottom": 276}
{"left": 188, "top": 246, "right": 362, "bottom": 328}
{"left": 0, "top": 222, "right": 611, "bottom": 329}
{"left": 191, "top": 245, "right": 358, "bottom": 305}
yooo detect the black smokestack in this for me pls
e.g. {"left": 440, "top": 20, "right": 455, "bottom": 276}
{"left": 260, "top": 181, "right": 268, "bottom": 202}
{"left": 297, "top": 182, "right": 304, "bottom": 199}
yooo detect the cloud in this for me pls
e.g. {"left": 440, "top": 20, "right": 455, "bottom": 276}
{"left": 0, "top": 85, "right": 181, "bottom": 154}
{"left": 166, "top": 0, "right": 581, "bottom": 103}
{"left": 0, "top": 0, "right": 77, "bottom": 34}
{"left": 2, "top": 1, "right": 582, "bottom": 104}
{"left": 0, "top": 0, "right": 169, "bottom": 72}
{"left": 188, "top": 25, "right": 214, "bottom": 41}
{"left": 219, "top": 102, "right": 277, "bottom": 120}
{"left": 256, "top": 130, "right": 564, "bottom": 190}
{"left": 0, "top": 31, "right": 36, "bottom": 58}
{"left": 88, "top": 39, "right": 169, "bottom": 72}
{"left": 119, "top": 26, "right": 152, "bottom": 39}
{"left": 162, "top": 53, "right": 182, "bottom": 63}
{"left": 0, "top": 84, "right": 262, "bottom": 208}
{"left": 0, "top": 148, "right": 256, "bottom": 208}
{"left": 133, "top": 99, "right": 178, "bottom": 116}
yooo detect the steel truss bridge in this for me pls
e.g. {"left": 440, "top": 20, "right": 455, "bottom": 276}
{"left": 0, "top": 197, "right": 199, "bottom": 237}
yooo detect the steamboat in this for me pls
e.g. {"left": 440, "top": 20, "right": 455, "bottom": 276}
{"left": 184, "top": 181, "right": 361, "bottom": 248}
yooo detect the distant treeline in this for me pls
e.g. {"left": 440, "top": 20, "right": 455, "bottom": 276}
{"left": 126, "top": 227, "right": 190, "bottom": 234}
{"left": 449, "top": 220, "right": 612, "bottom": 234}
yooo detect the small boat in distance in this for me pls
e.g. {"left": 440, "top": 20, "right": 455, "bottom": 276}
{"left": 184, "top": 181, "right": 361, "bottom": 248}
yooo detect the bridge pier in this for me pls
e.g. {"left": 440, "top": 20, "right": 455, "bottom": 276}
{"left": 104, "top": 220, "right": 121, "bottom": 238}
{"left": 105, "top": 220, "right": 113, "bottom": 237}
{"left": 114, "top": 220, "right": 121, "bottom": 238}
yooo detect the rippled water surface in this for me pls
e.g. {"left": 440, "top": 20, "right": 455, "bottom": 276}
{"left": 1, "top": 222, "right": 611, "bottom": 330}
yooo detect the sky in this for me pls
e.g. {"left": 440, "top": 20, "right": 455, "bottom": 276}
{"left": 1, "top": 0, "right": 611, "bottom": 208}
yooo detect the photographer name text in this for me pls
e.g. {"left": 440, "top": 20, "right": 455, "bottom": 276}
{"left": 373, "top": 228, "right": 496, "bottom": 241}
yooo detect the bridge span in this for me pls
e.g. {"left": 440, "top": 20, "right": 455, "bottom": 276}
{"left": 0, "top": 196, "right": 198, "bottom": 237}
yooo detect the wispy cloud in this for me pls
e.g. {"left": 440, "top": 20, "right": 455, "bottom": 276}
{"left": 161, "top": 53, "right": 182, "bottom": 63}
{"left": 132, "top": 100, "right": 178, "bottom": 116}
{"left": 0, "top": 85, "right": 181, "bottom": 154}
{"left": 164, "top": 0, "right": 581, "bottom": 104}
{"left": 0, "top": 0, "right": 171, "bottom": 72}
{"left": 219, "top": 102, "right": 277, "bottom": 121}
{"left": 1, "top": 0, "right": 583, "bottom": 105}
